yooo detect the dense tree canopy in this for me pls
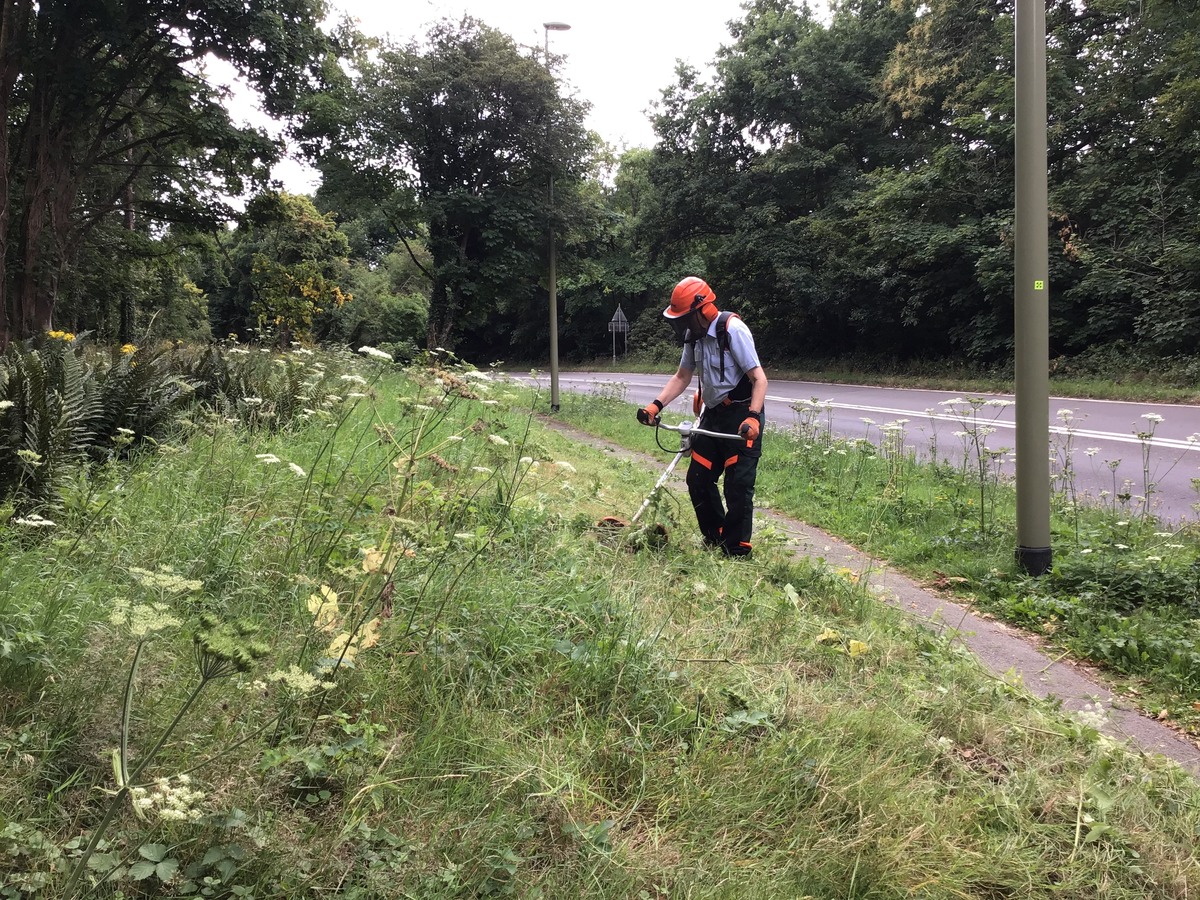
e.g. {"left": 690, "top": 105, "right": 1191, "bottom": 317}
{"left": 629, "top": 0, "right": 1200, "bottom": 366}
{"left": 0, "top": 0, "right": 330, "bottom": 347}
{"left": 206, "top": 192, "right": 354, "bottom": 346}
{"left": 299, "top": 17, "right": 593, "bottom": 353}
{"left": 6, "top": 0, "right": 1200, "bottom": 374}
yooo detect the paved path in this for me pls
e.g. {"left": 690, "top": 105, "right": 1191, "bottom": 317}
{"left": 542, "top": 417, "right": 1200, "bottom": 777}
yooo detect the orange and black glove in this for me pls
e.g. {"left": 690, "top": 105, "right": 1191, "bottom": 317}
{"left": 692, "top": 389, "right": 702, "bottom": 416}
{"left": 637, "top": 399, "right": 663, "bottom": 426}
{"left": 738, "top": 412, "right": 762, "bottom": 442}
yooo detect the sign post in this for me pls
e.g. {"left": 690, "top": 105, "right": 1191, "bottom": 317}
{"left": 607, "top": 305, "right": 629, "bottom": 366}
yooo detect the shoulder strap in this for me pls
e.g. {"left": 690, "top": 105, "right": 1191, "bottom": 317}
{"left": 716, "top": 311, "right": 740, "bottom": 379}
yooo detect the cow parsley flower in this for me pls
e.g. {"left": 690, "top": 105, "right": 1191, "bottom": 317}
{"left": 130, "top": 775, "right": 206, "bottom": 823}
{"left": 358, "top": 346, "right": 393, "bottom": 361}
{"left": 13, "top": 513, "right": 56, "bottom": 528}
{"left": 110, "top": 597, "right": 182, "bottom": 638}
{"left": 128, "top": 567, "right": 203, "bottom": 594}
{"left": 268, "top": 665, "right": 326, "bottom": 695}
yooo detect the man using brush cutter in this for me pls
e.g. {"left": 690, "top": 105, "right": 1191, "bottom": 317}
{"left": 636, "top": 277, "right": 768, "bottom": 557}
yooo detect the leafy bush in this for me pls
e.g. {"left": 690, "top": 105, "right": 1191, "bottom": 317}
{"left": 81, "top": 343, "right": 198, "bottom": 456}
{"left": 1051, "top": 342, "right": 1200, "bottom": 389}
{"left": 175, "top": 343, "right": 348, "bottom": 432}
{"left": 0, "top": 336, "right": 355, "bottom": 510}
{"left": 1045, "top": 556, "right": 1200, "bottom": 615}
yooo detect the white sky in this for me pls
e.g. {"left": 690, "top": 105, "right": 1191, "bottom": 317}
{"left": 268, "top": 0, "right": 755, "bottom": 191}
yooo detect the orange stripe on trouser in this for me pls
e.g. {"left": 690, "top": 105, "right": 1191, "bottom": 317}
{"left": 690, "top": 451, "right": 713, "bottom": 470}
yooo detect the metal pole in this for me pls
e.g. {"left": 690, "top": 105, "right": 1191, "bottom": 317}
{"left": 1014, "top": 0, "right": 1052, "bottom": 575}
{"left": 544, "top": 23, "right": 568, "bottom": 413}
{"left": 549, "top": 176, "right": 560, "bottom": 411}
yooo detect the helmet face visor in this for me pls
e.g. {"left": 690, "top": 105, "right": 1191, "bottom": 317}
{"left": 669, "top": 312, "right": 695, "bottom": 344}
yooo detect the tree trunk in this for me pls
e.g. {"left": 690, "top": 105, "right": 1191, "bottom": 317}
{"left": 0, "top": 0, "right": 33, "bottom": 349}
{"left": 119, "top": 177, "right": 136, "bottom": 343}
{"left": 424, "top": 219, "right": 462, "bottom": 351}
{"left": 11, "top": 6, "right": 71, "bottom": 340}
{"left": 426, "top": 273, "right": 455, "bottom": 351}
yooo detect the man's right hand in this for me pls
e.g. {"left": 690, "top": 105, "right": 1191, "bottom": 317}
{"left": 637, "top": 400, "right": 663, "bottom": 426}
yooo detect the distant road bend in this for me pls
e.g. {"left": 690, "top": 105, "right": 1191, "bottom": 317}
{"left": 531, "top": 372, "right": 1200, "bottom": 524}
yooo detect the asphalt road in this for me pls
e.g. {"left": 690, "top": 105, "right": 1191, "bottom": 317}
{"left": 537, "top": 371, "right": 1200, "bottom": 524}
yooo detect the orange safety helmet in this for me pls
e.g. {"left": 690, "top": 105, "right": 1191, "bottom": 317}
{"left": 663, "top": 277, "right": 717, "bottom": 319}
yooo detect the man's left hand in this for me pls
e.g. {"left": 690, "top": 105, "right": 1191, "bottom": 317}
{"left": 738, "top": 416, "right": 761, "bottom": 442}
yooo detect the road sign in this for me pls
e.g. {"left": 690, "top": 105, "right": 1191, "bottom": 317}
{"left": 607, "top": 304, "right": 629, "bottom": 333}
{"left": 608, "top": 304, "right": 629, "bottom": 364}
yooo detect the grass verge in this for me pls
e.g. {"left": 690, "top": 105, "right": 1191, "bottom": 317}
{"left": 550, "top": 380, "right": 1200, "bottom": 739}
{"left": 1, "top": 359, "right": 1198, "bottom": 898}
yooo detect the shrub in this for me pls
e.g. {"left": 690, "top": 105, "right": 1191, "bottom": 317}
{"left": 1, "top": 337, "right": 98, "bottom": 506}
{"left": 0, "top": 337, "right": 208, "bottom": 508}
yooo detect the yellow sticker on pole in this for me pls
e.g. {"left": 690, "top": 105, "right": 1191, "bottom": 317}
{"left": 1034, "top": 280, "right": 1045, "bottom": 290}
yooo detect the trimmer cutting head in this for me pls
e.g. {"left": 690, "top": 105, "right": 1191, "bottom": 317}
{"left": 594, "top": 516, "right": 669, "bottom": 549}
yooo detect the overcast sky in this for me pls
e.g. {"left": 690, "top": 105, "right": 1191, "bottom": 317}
{"left": 266, "top": 0, "right": 755, "bottom": 191}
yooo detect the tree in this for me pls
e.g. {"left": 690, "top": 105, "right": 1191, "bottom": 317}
{"left": 301, "top": 17, "right": 591, "bottom": 353}
{"left": 0, "top": 0, "right": 330, "bottom": 347}
{"left": 639, "top": 0, "right": 917, "bottom": 358}
{"left": 206, "top": 192, "right": 355, "bottom": 347}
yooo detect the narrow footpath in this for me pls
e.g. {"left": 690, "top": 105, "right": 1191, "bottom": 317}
{"left": 543, "top": 418, "right": 1200, "bottom": 778}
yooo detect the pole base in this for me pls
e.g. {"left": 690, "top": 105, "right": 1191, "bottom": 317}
{"left": 1016, "top": 545, "right": 1052, "bottom": 576}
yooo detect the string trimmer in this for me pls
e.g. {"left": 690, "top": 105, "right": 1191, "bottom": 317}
{"left": 598, "top": 408, "right": 744, "bottom": 543}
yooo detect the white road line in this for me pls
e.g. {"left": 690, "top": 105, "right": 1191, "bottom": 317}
{"left": 545, "top": 380, "right": 1199, "bottom": 452}
{"left": 770, "top": 398, "right": 1200, "bottom": 452}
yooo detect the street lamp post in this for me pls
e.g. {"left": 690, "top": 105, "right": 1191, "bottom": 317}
{"left": 1014, "top": 0, "right": 1052, "bottom": 575}
{"left": 544, "top": 21, "right": 569, "bottom": 412}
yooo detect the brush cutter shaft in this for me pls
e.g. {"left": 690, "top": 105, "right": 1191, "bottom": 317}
{"left": 630, "top": 449, "right": 685, "bottom": 524}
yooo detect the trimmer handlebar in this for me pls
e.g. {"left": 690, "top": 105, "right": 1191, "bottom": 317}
{"left": 657, "top": 420, "right": 746, "bottom": 442}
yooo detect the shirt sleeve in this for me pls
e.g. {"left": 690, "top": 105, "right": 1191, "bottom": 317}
{"left": 726, "top": 317, "right": 762, "bottom": 372}
{"left": 679, "top": 343, "right": 695, "bottom": 370}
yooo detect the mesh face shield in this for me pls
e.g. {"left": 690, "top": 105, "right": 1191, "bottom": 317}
{"left": 669, "top": 314, "right": 694, "bottom": 344}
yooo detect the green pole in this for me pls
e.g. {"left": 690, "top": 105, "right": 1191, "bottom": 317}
{"left": 1014, "top": 0, "right": 1052, "bottom": 575}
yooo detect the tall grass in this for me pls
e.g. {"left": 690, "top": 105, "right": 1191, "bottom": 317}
{"left": 2, "top": 360, "right": 1199, "bottom": 898}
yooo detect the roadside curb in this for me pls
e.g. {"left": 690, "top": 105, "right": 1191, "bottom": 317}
{"left": 539, "top": 416, "right": 1200, "bottom": 778}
